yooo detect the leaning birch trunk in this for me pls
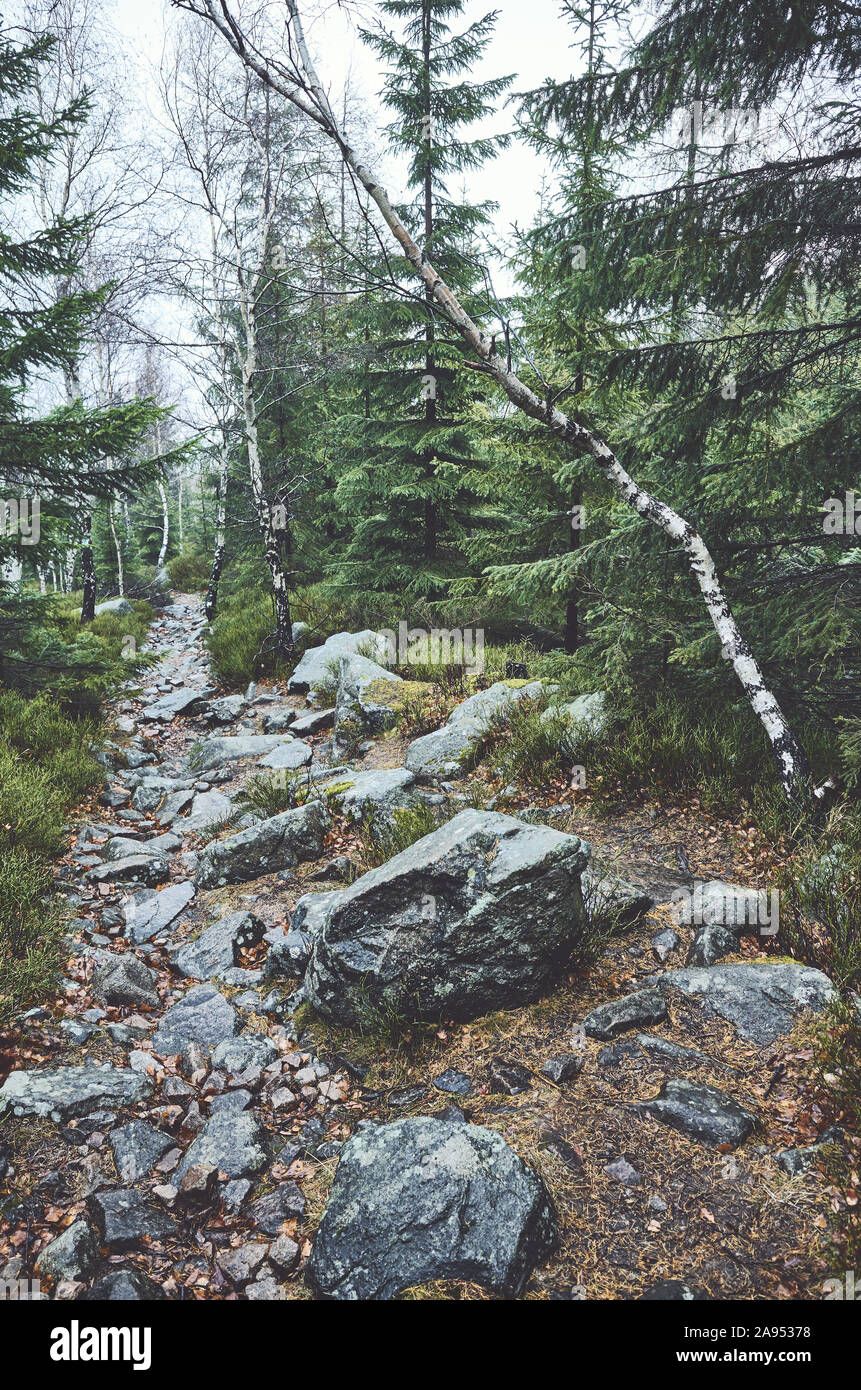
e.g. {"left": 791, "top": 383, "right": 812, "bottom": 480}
{"left": 191, "top": 0, "right": 810, "bottom": 802}
{"left": 205, "top": 451, "right": 227, "bottom": 622}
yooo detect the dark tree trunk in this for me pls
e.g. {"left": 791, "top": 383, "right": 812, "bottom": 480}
{"left": 79, "top": 513, "right": 96, "bottom": 623}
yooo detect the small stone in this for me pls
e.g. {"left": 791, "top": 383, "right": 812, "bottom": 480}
{"left": 87, "top": 1188, "right": 177, "bottom": 1250}
{"left": 433, "top": 1068, "right": 473, "bottom": 1096}
{"left": 651, "top": 927, "right": 680, "bottom": 962}
{"left": 109, "top": 1121, "right": 173, "bottom": 1182}
{"left": 604, "top": 1156, "right": 641, "bottom": 1185}
{"left": 249, "top": 1182, "right": 306, "bottom": 1234}
{"left": 583, "top": 989, "right": 667, "bottom": 1041}
{"left": 487, "top": 1058, "right": 533, "bottom": 1095}
{"left": 35, "top": 1220, "right": 98, "bottom": 1284}
{"left": 178, "top": 1163, "right": 218, "bottom": 1204}
{"left": 222, "top": 1178, "right": 252, "bottom": 1211}
{"left": 539, "top": 1054, "right": 584, "bottom": 1084}
{"left": 268, "top": 1234, "right": 300, "bottom": 1275}
{"left": 214, "top": 1242, "right": 268, "bottom": 1285}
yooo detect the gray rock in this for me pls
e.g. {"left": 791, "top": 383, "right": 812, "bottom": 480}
{"left": 129, "top": 778, "right": 187, "bottom": 812}
{"left": 140, "top": 684, "right": 215, "bottom": 722}
{"left": 210, "top": 1033, "right": 278, "bottom": 1075}
{"left": 195, "top": 799, "right": 327, "bottom": 888}
{"left": 87, "top": 855, "right": 169, "bottom": 888}
{"left": 305, "top": 809, "right": 589, "bottom": 1026}
{"left": 35, "top": 1220, "right": 98, "bottom": 1284}
{"left": 686, "top": 923, "right": 741, "bottom": 967}
{"left": 604, "top": 1156, "right": 641, "bottom": 1185}
{"left": 308, "top": 1117, "right": 558, "bottom": 1300}
{"left": 583, "top": 988, "right": 667, "bottom": 1041}
{"left": 209, "top": 1088, "right": 253, "bottom": 1114}
{"left": 92, "top": 953, "right": 159, "bottom": 1009}
{"left": 105, "top": 833, "right": 179, "bottom": 861}
{"left": 261, "top": 707, "right": 297, "bottom": 734}
{"left": 288, "top": 630, "right": 387, "bottom": 694}
{"left": 94, "top": 597, "right": 134, "bottom": 617}
{"left": 171, "top": 911, "right": 266, "bottom": 980}
{"left": 124, "top": 881, "right": 195, "bottom": 944}
{"left": 83, "top": 1269, "right": 166, "bottom": 1300}
{"left": 109, "top": 1121, "right": 174, "bottom": 1182}
{"left": 175, "top": 1112, "right": 267, "bottom": 1182}
{"left": 632, "top": 1079, "right": 756, "bottom": 1148}
{"left": 651, "top": 963, "right": 836, "bottom": 1045}
{"left": 189, "top": 734, "right": 294, "bottom": 775}
{"left": 182, "top": 789, "right": 234, "bottom": 834}
{"left": 433, "top": 1069, "right": 473, "bottom": 1096}
{"left": 217, "top": 1242, "right": 269, "bottom": 1285}
{"left": 256, "top": 738, "right": 313, "bottom": 771}
{"left": 404, "top": 680, "right": 547, "bottom": 780}
{"left": 264, "top": 931, "right": 313, "bottom": 980}
{"left": 249, "top": 1182, "right": 306, "bottom": 1233}
{"left": 290, "top": 890, "right": 340, "bottom": 939}
{"left": 334, "top": 652, "right": 404, "bottom": 738}
{"left": 652, "top": 927, "right": 680, "bottom": 962}
{"left": 540, "top": 1054, "right": 584, "bottom": 1084}
{"left": 152, "top": 984, "right": 238, "bottom": 1056}
{"left": 541, "top": 690, "right": 608, "bottom": 739}
{"left": 1, "top": 1064, "right": 150, "bottom": 1122}
{"left": 268, "top": 1234, "right": 300, "bottom": 1275}
{"left": 322, "top": 767, "right": 419, "bottom": 829}
{"left": 205, "top": 694, "right": 247, "bottom": 724}
{"left": 290, "top": 708, "right": 335, "bottom": 736}
{"left": 156, "top": 790, "right": 195, "bottom": 826}
{"left": 87, "top": 1188, "right": 177, "bottom": 1250}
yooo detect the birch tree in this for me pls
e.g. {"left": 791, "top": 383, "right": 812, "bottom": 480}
{"left": 178, "top": 0, "right": 815, "bottom": 804}
{"left": 160, "top": 23, "right": 302, "bottom": 654}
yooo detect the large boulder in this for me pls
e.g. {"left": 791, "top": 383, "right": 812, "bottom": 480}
{"left": 0, "top": 1064, "right": 151, "bottom": 1122}
{"left": 195, "top": 800, "right": 328, "bottom": 888}
{"left": 404, "top": 680, "right": 547, "bottom": 780}
{"left": 287, "top": 630, "right": 387, "bottom": 694}
{"left": 649, "top": 962, "right": 837, "bottom": 1046}
{"left": 305, "top": 808, "right": 589, "bottom": 1026}
{"left": 334, "top": 653, "right": 404, "bottom": 742}
{"left": 308, "top": 1117, "right": 558, "bottom": 1300}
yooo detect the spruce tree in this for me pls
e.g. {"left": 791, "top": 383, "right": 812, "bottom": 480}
{"left": 328, "top": 0, "right": 512, "bottom": 605}
{"left": 0, "top": 29, "right": 166, "bottom": 686}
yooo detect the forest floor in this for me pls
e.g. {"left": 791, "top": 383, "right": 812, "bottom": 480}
{"left": 0, "top": 593, "right": 856, "bottom": 1301}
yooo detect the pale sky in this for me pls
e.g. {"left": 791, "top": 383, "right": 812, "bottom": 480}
{"left": 109, "top": 0, "right": 595, "bottom": 248}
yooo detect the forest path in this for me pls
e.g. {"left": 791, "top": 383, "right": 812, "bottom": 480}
{"left": 0, "top": 594, "right": 849, "bottom": 1301}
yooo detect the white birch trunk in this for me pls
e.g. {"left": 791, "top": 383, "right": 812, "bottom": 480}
{"left": 191, "top": 0, "right": 810, "bottom": 801}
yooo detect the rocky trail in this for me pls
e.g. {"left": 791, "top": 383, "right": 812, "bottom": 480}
{"left": 0, "top": 595, "right": 855, "bottom": 1302}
